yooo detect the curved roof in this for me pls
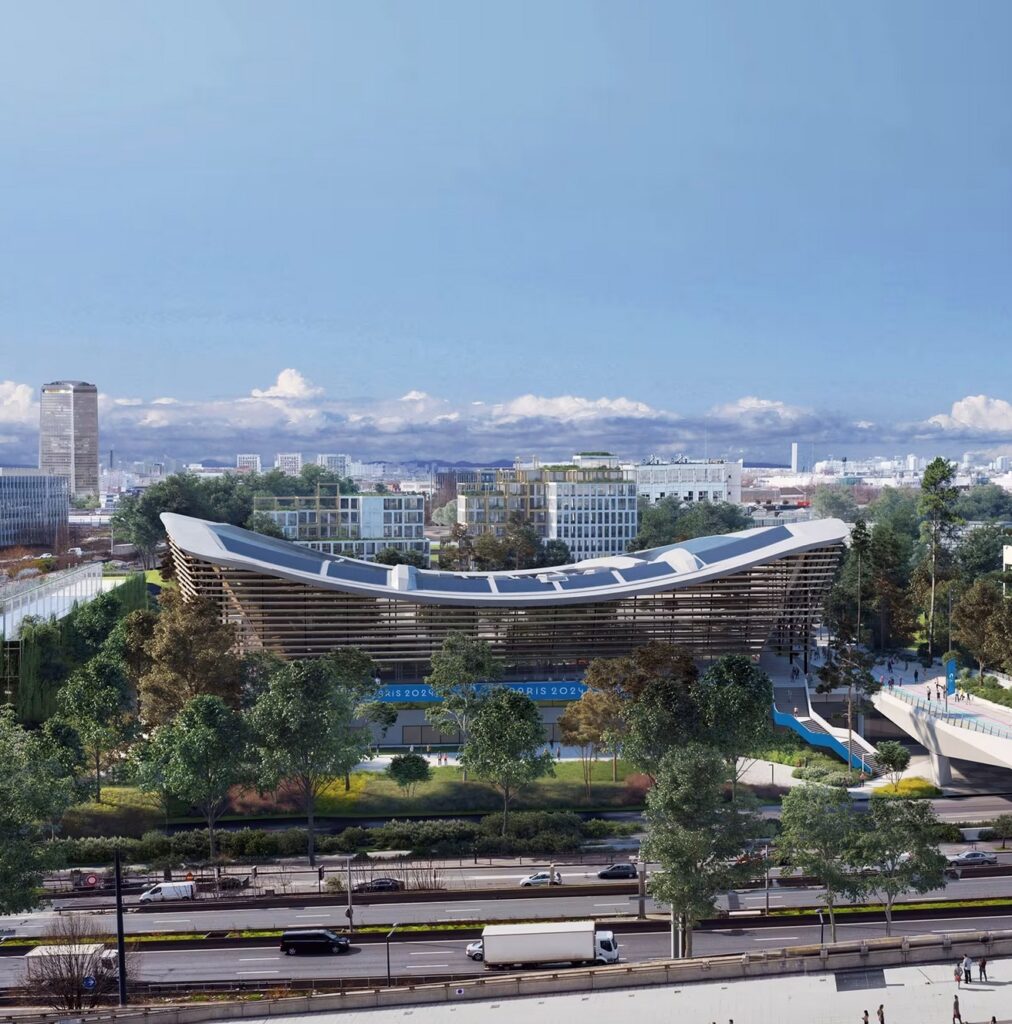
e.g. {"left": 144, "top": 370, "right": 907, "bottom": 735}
{"left": 162, "top": 512, "right": 847, "bottom": 608}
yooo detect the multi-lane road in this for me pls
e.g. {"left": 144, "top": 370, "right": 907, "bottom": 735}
{"left": 3, "top": 912, "right": 1011, "bottom": 989}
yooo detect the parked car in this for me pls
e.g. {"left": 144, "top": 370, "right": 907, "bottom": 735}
{"left": 279, "top": 929, "right": 351, "bottom": 956}
{"left": 946, "top": 850, "right": 998, "bottom": 867}
{"left": 465, "top": 939, "right": 485, "bottom": 961}
{"left": 519, "top": 871, "right": 562, "bottom": 887}
{"left": 352, "top": 877, "right": 405, "bottom": 893}
{"left": 597, "top": 864, "right": 637, "bottom": 880}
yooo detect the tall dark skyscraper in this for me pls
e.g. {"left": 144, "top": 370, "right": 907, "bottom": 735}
{"left": 39, "top": 380, "right": 100, "bottom": 498}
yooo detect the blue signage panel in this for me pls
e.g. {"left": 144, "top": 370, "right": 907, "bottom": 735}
{"left": 945, "top": 659, "right": 957, "bottom": 696}
{"left": 378, "top": 682, "right": 587, "bottom": 703}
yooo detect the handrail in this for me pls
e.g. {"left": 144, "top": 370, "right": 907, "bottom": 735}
{"left": 886, "top": 687, "right": 1012, "bottom": 741}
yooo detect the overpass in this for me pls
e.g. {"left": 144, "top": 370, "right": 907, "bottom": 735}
{"left": 872, "top": 681, "right": 1012, "bottom": 785}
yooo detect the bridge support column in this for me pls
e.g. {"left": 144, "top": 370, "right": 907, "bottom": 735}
{"left": 929, "top": 750, "right": 952, "bottom": 787}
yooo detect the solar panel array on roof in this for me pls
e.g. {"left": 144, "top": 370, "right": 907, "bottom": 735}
{"left": 683, "top": 525, "right": 793, "bottom": 566}
{"left": 494, "top": 576, "right": 552, "bottom": 593}
{"left": 219, "top": 534, "right": 329, "bottom": 574}
{"left": 421, "top": 575, "right": 493, "bottom": 594}
{"left": 617, "top": 562, "right": 676, "bottom": 582}
{"left": 557, "top": 572, "right": 619, "bottom": 590}
{"left": 325, "top": 560, "right": 390, "bottom": 585}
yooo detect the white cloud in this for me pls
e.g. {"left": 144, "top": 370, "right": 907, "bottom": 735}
{"left": 709, "top": 396, "right": 807, "bottom": 423}
{"left": 927, "top": 395, "right": 1012, "bottom": 435}
{"left": 399, "top": 390, "right": 431, "bottom": 402}
{"left": 491, "top": 394, "right": 656, "bottom": 423}
{"left": 250, "top": 368, "right": 323, "bottom": 400}
{"left": 0, "top": 380, "right": 37, "bottom": 425}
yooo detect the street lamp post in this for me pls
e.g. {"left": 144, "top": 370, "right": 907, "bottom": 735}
{"left": 386, "top": 922, "right": 400, "bottom": 987}
{"left": 764, "top": 844, "right": 770, "bottom": 916}
{"left": 817, "top": 908, "right": 824, "bottom": 946}
{"left": 632, "top": 855, "right": 646, "bottom": 920}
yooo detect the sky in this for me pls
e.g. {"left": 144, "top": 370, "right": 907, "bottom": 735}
{"left": 2, "top": 1, "right": 1012, "bottom": 464}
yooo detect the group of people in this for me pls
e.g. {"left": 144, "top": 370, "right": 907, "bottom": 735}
{"left": 954, "top": 953, "right": 988, "bottom": 986}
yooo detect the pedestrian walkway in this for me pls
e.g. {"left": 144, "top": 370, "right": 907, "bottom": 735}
{"left": 242, "top": 958, "right": 1012, "bottom": 1024}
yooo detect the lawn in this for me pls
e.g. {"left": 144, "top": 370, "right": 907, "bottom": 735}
{"left": 61, "top": 786, "right": 166, "bottom": 838}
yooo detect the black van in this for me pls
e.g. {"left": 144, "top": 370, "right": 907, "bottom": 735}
{"left": 279, "top": 929, "right": 351, "bottom": 955}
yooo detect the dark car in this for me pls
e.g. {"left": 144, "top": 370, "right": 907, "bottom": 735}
{"left": 279, "top": 929, "right": 351, "bottom": 956}
{"left": 352, "top": 877, "right": 405, "bottom": 893}
{"left": 597, "top": 864, "right": 637, "bottom": 880}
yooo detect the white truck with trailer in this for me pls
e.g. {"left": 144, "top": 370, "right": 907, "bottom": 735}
{"left": 470, "top": 920, "right": 619, "bottom": 970}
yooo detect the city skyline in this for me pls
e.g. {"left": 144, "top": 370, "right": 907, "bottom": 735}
{"left": 1, "top": 1, "right": 1011, "bottom": 463}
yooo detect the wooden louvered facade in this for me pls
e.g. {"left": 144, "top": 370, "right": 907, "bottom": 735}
{"left": 170, "top": 537, "right": 841, "bottom": 682}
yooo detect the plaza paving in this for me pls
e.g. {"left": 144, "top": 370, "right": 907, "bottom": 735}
{"left": 237, "top": 958, "right": 1012, "bottom": 1024}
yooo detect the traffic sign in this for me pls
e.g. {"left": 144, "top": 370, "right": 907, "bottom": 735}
{"left": 82, "top": 976, "right": 96, "bottom": 991}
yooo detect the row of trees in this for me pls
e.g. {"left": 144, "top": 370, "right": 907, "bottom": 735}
{"left": 437, "top": 516, "right": 571, "bottom": 571}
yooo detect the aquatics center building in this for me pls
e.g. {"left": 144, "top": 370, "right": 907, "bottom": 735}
{"left": 163, "top": 512, "right": 847, "bottom": 692}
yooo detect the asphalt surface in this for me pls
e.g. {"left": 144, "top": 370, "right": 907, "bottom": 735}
{"left": 4, "top": 912, "right": 1012, "bottom": 989}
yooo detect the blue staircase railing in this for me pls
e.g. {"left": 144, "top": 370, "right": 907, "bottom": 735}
{"left": 772, "top": 707, "right": 875, "bottom": 774}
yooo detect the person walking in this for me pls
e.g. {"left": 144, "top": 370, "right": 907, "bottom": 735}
{"left": 876, "top": 1004, "right": 885, "bottom": 1024}
{"left": 954, "top": 962, "right": 962, "bottom": 987}
{"left": 962, "top": 953, "right": 973, "bottom": 985}
{"left": 979, "top": 956, "right": 988, "bottom": 982}
{"left": 862, "top": 1011, "right": 869, "bottom": 1024}
{"left": 914, "top": 669, "right": 919, "bottom": 683}
{"left": 952, "top": 994, "right": 963, "bottom": 1023}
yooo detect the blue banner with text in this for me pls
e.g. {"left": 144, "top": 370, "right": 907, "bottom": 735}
{"left": 378, "top": 682, "right": 588, "bottom": 703}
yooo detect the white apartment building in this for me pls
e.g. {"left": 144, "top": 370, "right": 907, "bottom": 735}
{"left": 274, "top": 452, "right": 303, "bottom": 476}
{"left": 259, "top": 491, "right": 429, "bottom": 564}
{"left": 547, "top": 480, "right": 638, "bottom": 560}
{"left": 316, "top": 453, "right": 349, "bottom": 476}
{"left": 236, "top": 454, "right": 262, "bottom": 473}
{"left": 633, "top": 459, "right": 742, "bottom": 505}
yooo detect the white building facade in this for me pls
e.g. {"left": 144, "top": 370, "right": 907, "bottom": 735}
{"left": 236, "top": 454, "right": 262, "bottom": 473}
{"left": 316, "top": 453, "right": 349, "bottom": 476}
{"left": 274, "top": 453, "right": 303, "bottom": 476}
{"left": 634, "top": 459, "right": 742, "bottom": 505}
{"left": 547, "top": 480, "right": 638, "bottom": 560}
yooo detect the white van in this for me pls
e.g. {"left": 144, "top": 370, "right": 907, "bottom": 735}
{"left": 139, "top": 880, "right": 196, "bottom": 903}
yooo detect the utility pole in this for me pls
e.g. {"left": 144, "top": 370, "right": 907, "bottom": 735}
{"left": 113, "top": 848, "right": 128, "bottom": 1006}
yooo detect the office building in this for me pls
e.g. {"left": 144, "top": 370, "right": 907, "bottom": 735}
{"left": 39, "top": 380, "right": 99, "bottom": 498}
{"left": 457, "top": 454, "right": 637, "bottom": 558}
{"left": 254, "top": 485, "right": 428, "bottom": 563}
{"left": 274, "top": 453, "right": 303, "bottom": 477}
{"left": 633, "top": 458, "right": 742, "bottom": 506}
{"left": 316, "top": 453, "right": 350, "bottom": 477}
{"left": 236, "top": 454, "right": 262, "bottom": 474}
{"left": 0, "top": 469, "right": 70, "bottom": 550}
{"left": 164, "top": 512, "right": 844, "bottom": 684}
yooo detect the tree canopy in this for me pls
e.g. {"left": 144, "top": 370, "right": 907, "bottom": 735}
{"left": 629, "top": 499, "right": 749, "bottom": 552}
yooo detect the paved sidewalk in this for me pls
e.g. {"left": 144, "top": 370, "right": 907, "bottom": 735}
{"left": 251, "top": 959, "right": 1012, "bottom": 1024}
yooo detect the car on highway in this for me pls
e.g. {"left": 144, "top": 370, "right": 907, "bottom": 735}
{"left": 597, "top": 864, "right": 637, "bottom": 879}
{"left": 946, "top": 850, "right": 998, "bottom": 867}
{"left": 352, "top": 876, "right": 405, "bottom": 893}
{"left": 519, "top": 870, "right": 562, "bottom": 887}
{"left": 466, "top": 939, "right": 485, "bottom": 961}
{"left": 279, "top": 929, "right": 351, "bottom": 955}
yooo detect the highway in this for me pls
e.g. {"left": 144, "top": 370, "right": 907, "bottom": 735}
{"left": 3, "top": 913, "right": 1012, "bottom": 989}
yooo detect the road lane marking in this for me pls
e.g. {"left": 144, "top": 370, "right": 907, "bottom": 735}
{"left": 409, "top": 951, "right": 447, "bottom": 955}
{"left": 239, "top": 957, "right": 280, "bottom": 961}
{"left": 593, "top": 903, "right": 629, "bottom": 907}
{"left": 752, "top": 936, "right": 799, "bottom": 941}
{"left": 296, "top": 914, "right": 331, "bottom": 918}
{"left": 237, "top": 970, "right": 279, "bottom": 975}
{"left": 408, "top": 963, "right": 449, "bottom": 968}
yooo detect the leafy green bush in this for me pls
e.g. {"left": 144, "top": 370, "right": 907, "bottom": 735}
{"left": 960, "top": 675, "right": 1012, "bottom": 711}
{"left": 580, "top": 819, "right": 640, "bottom": 839}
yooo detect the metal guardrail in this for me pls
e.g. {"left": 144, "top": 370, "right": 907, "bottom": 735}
{"left": 888, "top": 687, "right": 1012, "bottom": 741}
{"left": 771, "top": 707, "right": 875, "bottom": 774}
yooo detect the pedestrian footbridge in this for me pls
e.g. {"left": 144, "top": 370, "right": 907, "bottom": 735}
{"left": 872, "top": 684, "right": 1012, "bottom": 785}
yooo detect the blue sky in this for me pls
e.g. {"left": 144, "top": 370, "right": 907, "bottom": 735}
{"left": 2, "top": 1, "right": 1011, "bottom": 462}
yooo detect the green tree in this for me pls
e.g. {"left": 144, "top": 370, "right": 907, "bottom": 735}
{"left": 138, "top": 591, "right": 243, "bottom": 723}
{"left": 951, "top": 577, "right": 1009, "bottom": 676}
{"left": 430, "top": 501, "right": 458, "bottom": 527}
{"left": 472, "top": 532, "right": 508, "bottom": 570}
{"left": 502, "top": 513, "right": 542, "bottom": 570}
{"left": 811, "top": 485, "right": 859, "bottom": 522}
{"left": 991, "top": 813, "right": 1012, "bottom": 850}
{"left": 248, "top": 650, "right": 377, "bottom": 863}
{"left": 557, "top": 699, "right": 603, "bottom": 799}
{"left": 148, "top": 696, "right": 248, "bottom": 859}
{"left": 0, "top": 710, "right": 74, "bottom": 913}
{"left": 374, "top": 547, "right": 428, "bottom": 568}
{"left": 461, "top": 688, "right": 554, "bottom": 835}
{"left": 954, "top": 483, "right": 1012, "bottom": 522}
{"left": 386, "top": 753, "right": 432, "bottom": 797}
{"left": 778, "top": 785, "right": 863, "bottom": 941}
{"left": 244, "top": 511, "right": 285, "bottom": 539}
{"left": 867, "top": 487, "right": 921, "bottom": 543}
{"left": 859, "top": 799, "right": 947, "bottom": 935}
{"left": 539, "top": 538, "right": 572, "bottom": 567}
{"left": 816, "top": 633, "right": 879, "bottom": 780}
{"left": 643, "top": 744, "right": 758, "bottom": 958}
{"left": 424, "top": 633, "right": 501, "bottom": 779}
{"left": 874, "top": 740, "right": 911, "bottom": 788}
{"left": 956, "top": 524, "right": 1011, "bottom": 583}
{"left": 357, "top": 699, "right": 398, "bottom": 747}
{"left": 695, "top": 655, "right": 773, "bottom": 797}
{"left": 919, "top": 457, "right": 960, "bottom": 659}
{"left": 56, "top": 653, "right": 133, "bottom": 802}
{"left": 867, "top": 525, "right": 917, "bottom": 650}
{"left": 629, "top": 499, "right": 749, "bottom": 552}
{"left": 850, "top": 519, "right": 872, "bottom": 647}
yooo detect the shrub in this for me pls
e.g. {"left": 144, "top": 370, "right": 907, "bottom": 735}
{"left": 871, "top": 777, "right": 942, "bottom": 799}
